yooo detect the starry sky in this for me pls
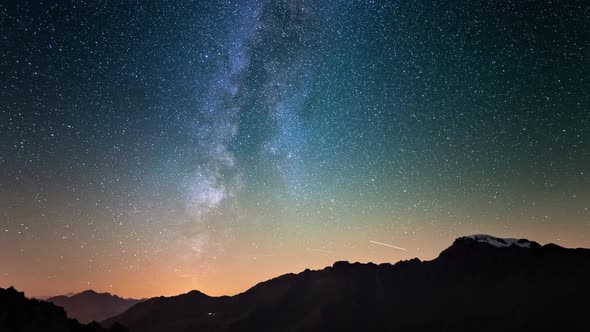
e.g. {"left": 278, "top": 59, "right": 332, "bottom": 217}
{"left": 1, "top": 0, "right": 589, "bottom": 298}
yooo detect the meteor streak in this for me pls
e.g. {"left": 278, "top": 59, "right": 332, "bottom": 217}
{"left": 369, "top": 240, "right": 407, "bottom": 251}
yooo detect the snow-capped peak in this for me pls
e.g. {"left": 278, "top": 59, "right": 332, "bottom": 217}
{"left": 464, "top": 234, "right": 533, "bottom": 248}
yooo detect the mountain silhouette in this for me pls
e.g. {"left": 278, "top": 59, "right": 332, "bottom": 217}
{"left": 103, "top": 235, "right": 590, "bottom": 332}
{"left": 0, "top": 286, "right": 127, "bottom": 332}
{"left": 47, "top": 290, "right": 145, "bottom": 324}
{"left": 33, "top": 292, "right": 75, "bottom": 301}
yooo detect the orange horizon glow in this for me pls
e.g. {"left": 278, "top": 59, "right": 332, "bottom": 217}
{"left": 4, "top": 220, "right": 588, "bottom": 299}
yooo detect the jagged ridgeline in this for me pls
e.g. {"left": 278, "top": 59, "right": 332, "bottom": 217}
{"left": 0, "top": 287, "right": 127, "bottom": 332}
{"left": 46, "top": 290, "right": 145, "bottom": 324}
{"left": 101, "top": 235, "right": 589, "bottom": 332}
{"left": 3, "top": 235, "right": 588, "bottom": 332}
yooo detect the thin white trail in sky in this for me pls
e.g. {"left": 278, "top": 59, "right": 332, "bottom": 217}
{"left": 369, "top": 240, "right": 408, "bottom": 251}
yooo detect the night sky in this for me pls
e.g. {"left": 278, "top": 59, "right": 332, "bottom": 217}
{"left": 1, "top": 0, "right": 589, "bottom": 298}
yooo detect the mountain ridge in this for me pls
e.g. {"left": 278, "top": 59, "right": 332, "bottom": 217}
{"left": 0, "top": 286, "right": 128, "bottom": 332}
{"left": 47, "top": 290, "right": 145, "bottom": 324}
{"left": 103, "top": 235, "right": 590, "bottom": 332}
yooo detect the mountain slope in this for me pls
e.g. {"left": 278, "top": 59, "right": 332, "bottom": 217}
{"left": 104, "top": 235, "right": 590, "bottom": 332}
{"left": 0, "top": 287, "right": 127, "bottom": 332}
{"left": 47, "top": 290, "right": 145, "bottom": 323}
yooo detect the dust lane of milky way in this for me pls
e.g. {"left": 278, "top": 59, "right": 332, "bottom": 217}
{"left": 0, "top": 0, "right": 589, "bottom": 298}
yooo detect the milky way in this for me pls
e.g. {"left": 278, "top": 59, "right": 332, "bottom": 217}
{"left": 1, "top": 0, "right": 589, "bottom": 297}
{"left": 182, "top": 0, "right": 326, "bottom": 258}
{"left": 181, "top": 0, "right": 261, "bottom": 258}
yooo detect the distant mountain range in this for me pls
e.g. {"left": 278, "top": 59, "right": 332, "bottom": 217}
{"left": 0, "top": 286, "right": 127, "bottom": 332}
{"left": 102, "top": 235, "right": 590, "bottom": 332}
{"left": 3, "top": 235, "right": 588, "bottom": 332}
{"left": 46, "top": 290, "right": 145, "bottom": 324}
{"left": 33, "top": 292, "right": 75, "bottom": 301}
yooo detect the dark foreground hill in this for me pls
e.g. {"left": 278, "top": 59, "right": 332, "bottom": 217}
{"left": 47, "top": 290, "right": 145, "bottom": 323}
{"left": 0, "top": 286, "right": 127, "bottom": 332}
{"left": 104, "top": 235, "right": 590, "bottom": 332}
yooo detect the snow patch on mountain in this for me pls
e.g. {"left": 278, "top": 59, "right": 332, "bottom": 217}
{"left": 464, "top": 234, "right": 533, "bottom": 248}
